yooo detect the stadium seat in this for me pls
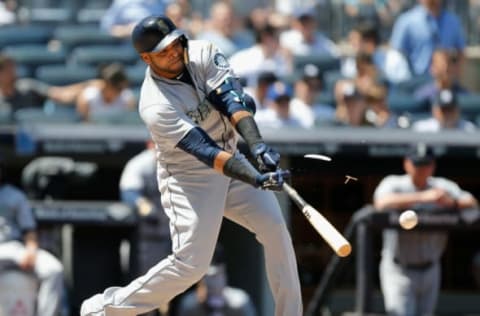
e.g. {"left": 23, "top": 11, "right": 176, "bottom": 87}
{"left": 293, "top": 54, "right": 341, "bottom": 74}
{"left": 89, "top": 111, "right": 144, "bottom": 125}
{"left": 387, "top": 92, "right": 430, "bottom": 114}
{"left": 76, "top": 0, "right": 111, "bottom": 23}
{"left": 0, "top": 25, "right": 52, "bottom": 46}
{"left": 69, "top": 45, "right": 138, "bottom": 67}
{"left": 126, "top": 64, "right": 147, "bottom": 87}
{"left": 390, "top": 74, "right": 432, "bottom": 94}
{"left": 2, "top": 45, "right": 67, "bottom": 76}
{"left": 323, "top": 70, "right": 346, "bottom": 93}
{"left": 53, "top": 25, "right": 122, "bottom": 52}
{"left": 35, "top": 64, "right": 97, "bottom": 85}
{"left": 457, "top": 94, "right": 480, "bottom": 122}
{"left": 315, "top": 91, "right": 336, "bottom": 107}
{"left": 14, "top": 107, "right": 79, "bottom": 124}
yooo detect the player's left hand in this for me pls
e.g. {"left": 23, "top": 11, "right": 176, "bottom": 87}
{"left": 256, "top": 169, "right": 290, "bottom": 191}
{"left": 252, "top": 143, "right": 280, "bottom": 172}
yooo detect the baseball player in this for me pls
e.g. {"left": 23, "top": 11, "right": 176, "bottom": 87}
{"left": 374, "top": 143, "right": 478, "bottom": 316}
{"left": 80, "top": 15, "right": 302, "bottom": 316}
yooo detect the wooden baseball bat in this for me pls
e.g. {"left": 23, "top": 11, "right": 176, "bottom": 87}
{"left": 282, "top": 183, "right": 352, "bottom": 257}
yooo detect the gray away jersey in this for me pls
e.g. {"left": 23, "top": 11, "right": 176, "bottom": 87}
{"left": 0, "top": 184, "right": 36, "bottom": 242}
{"left": 139, "top": 40, "right": 237, "bottom": 171}
{"left": 374, "top": 174, "right": 472, "bottom": 264}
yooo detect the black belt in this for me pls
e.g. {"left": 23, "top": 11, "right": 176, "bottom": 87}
{"left": 394, "top": 258, "right": 434, "bottom": 270}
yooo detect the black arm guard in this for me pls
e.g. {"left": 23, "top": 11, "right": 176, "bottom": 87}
{"left": 207, "top": 77, "right": 255, "bottom": 118}
{"left": 223, "top": 154, "right": 261, "bottom": 187}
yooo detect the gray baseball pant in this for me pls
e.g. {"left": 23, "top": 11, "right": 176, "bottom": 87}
{"left": 81, "top": 167, "right": 302, "bottom": 316}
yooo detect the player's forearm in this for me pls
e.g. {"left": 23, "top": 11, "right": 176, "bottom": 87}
{"left": 177, "top": 127, "right": 260, "bottom": 186}
{"left": 374, "top": 192, "right": 426, "bottom": 211}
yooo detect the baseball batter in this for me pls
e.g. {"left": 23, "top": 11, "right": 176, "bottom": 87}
{"left": 80, "top": 15, "right": 302, "bottom": 316}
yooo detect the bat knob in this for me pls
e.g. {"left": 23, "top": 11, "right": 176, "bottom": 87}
{"left": 337, "top": 243, "right": 352, "bottom": 257}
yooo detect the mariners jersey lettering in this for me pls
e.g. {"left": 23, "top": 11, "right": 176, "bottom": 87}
{"left": 139, "top": 40, "right": 237, "bottom": 168}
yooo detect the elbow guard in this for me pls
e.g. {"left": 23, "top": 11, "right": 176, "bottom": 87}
{"left": 177, "top": 127, "right": 221, "bottom": 167}
{"left": 207, "top": 77, "right": 256, "bottom": 119}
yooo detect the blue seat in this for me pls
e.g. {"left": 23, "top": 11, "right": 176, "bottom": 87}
{"left": 35, "top": 64, "right": 97, "bottom": 85}
{"left": 69, "top": 45, "right": 138, "bottom": 67}
{"left": 293, "top": 54, "right": 341, "bottom": 74}
{"left": 2, "top": 45, "right": 67, "bottom": 76}
{"left": 323, "top": 70, "right": 346, "bottom": 93}
{"left": 14, "top": 107, "right": 79, "bottom": 124}
{"left": 391, "top": 74, "right": 432, "bottom": 94}
{"left": 126, "top": 65, "right": 147, "bottom": 87}
{"left": 53, "top": 25, "right": 122, "bottom": 52}
{"left": 0, "top": 25, "right": 52, "bottom": 46}
{"left": 457, "top": 94, "right": 480, "bottom": 122}
{"left": 89, "top": 111, "right": 144, "bottom": 125}
{"left": 387, "top": 92, "right": 430, "bottom": 115}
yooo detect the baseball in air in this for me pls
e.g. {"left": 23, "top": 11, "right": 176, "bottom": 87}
{"left": 399, "top": 210, "right": 418, "bottom": 230}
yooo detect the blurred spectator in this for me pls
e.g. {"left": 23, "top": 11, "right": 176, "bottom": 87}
{"left": 119, "top": 140, "right": 171, "bottom": 316}
{"left": 119, "top": 140, "right": 171, "bottom": 276}
{"left": 165, "top": 1, "right": 201, "bottom": 38}
{"left": 336, "top": 52, "right": 386, "bottom": 126}
{"left": 414, "top": 49, "right": 468, "bottom": 104}
{"left": 342, "top": 21, "right": 411, "bottom": 85}
{"left": 0, "top": 0, "right": 16, "bottom": 25}
{"left": 176, "top": 244, "right": 256, "bottom": 316}
{"left": 243, "top": 71, "right": 277, "bottom": 110}
{"left": 229, "top": 24, "right": 291, "bottom": 89}
{"left": 344, "top": 0, "right": 390, "bottom": 29}
{"left": 333, "top": 81, "right": 369, "bottom": 126}
{"left": 390, "top": 0, "right": 466, "bottom": 76}
{"left": 0, "top": 53, "right": 93, "bottom": 122}
{"left": 0, "top": 160, "right": 64, "bottom": 316}
{"left": 374, "top": 143, "right": 478, "bottom": 316}
{"left": 196, "top": 1, "right": 254, "bottom": 58}
{"left": 363, "top": 83, "right": 402, "bottom": 128}
{"left": 290, "top": 63, "right": 335, "bottom": 128}
{"left": 255, "top": 81, "right": 302, "bottom": 128}
{"left": 76, "top": 63, "right": 136, "bottom": 122}
{"left": 412, "top": 89, "right": 476, "bottom": 132}
{"left": 279, "top": 7, "right": 339, "bottom": 57}
{"left": 100, "top": 0, "right": 171, "bottom": 39}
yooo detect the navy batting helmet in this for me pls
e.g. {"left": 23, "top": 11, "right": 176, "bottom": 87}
{"left": 132, "top": 15, "right": 187, "bottom": 54}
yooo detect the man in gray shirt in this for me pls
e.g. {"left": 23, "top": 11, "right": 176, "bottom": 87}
{"left": 0, "top": 160, "right": 64, "bottom": 316}
{"left": 373, "top": 143, "right": 478, "bottom": 316}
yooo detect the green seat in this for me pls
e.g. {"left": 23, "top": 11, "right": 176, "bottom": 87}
{"left": 0, "top": 25, "right": 52, "bottom": 46}
{"left": 14, "top": 107, "right": 79, "bottom": 124}
{"left": 293, "top": 54, "right": 341, "bottom": 74}
{"left": 387, "top": 92, "right": 429, "bottom": 114}
{"left": 54, "top": 25, "right": 122, "bottom": 52}
{"left": 69, "top": 45, "right": 138, "bottom": 67}
{"left": 2, "top": 45, "right": 67, "bottom": 76}
{"left": 35, "top": 64, "right": 97, "bottom": 85}
{"left": 457, "top": 94, "right": 480, "bottom": 122}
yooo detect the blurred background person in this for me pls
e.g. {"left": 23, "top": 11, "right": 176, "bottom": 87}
{"left": 255, "top": 81, "right": 302, "bottom": 128}
{"left": 0, "top": 160, "right": 64, "bottom": 316}
{"left": 76, "top": 63, "right": 136, "bottom": 122}
{"left": 0, "top": 0, "right": 16, "bottom": 25}
{"left": 279, "top": 7, "right": 339, "bottom": 57}
{"left": 289, "top": 63, "right": 335, "bottom": 128}
{"left": 333, "top": 81, "right": 369, "bottom": 127}
{"left": 0, "top": 53, "right": 94, "bottom": 123}
{"left": 176, "top": 244, "right": 256, "bottom": 316}
{"left": 412, "top": 89, "right": 476, "bottom": 132}
{"left": 364, "top": 83, "right": 402, "bottom": 128}
{"left": 100, "top": 0, "right": 171, "bottom": 39}
{"left": 196, "top": 1, "right": 254, "bottom": 58}
{"left": 414, "top": 48, "right": 468, "bottom": 105}
{"left": 119, "top": 140, "right": 171, "bottom": 316}
{"left": 390, "top": 0, "right": 466, "bottom": 76}
{"left": 242, "top": 71, "right": 277, "bottom": 110}
{"left": 342, "top": 21, "right": 411, "bottom": 85}
{"left": 229, "top": 24, "right": 291, "bottom": 89}
{"left": 373, "top": 143, "right": 478, "bottom": 316}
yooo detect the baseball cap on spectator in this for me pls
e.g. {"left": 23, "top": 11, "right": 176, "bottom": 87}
{"left": 257, "top": 71, "right": 278, "bottom": 86}
{"left": 433, "top": 89, "right": 457, "bottom": 108}
{"left": 266, "top": 81, "right": 293, "bottom": 103}
{"left": 406, "top": 143, "right": 435, "bottom": 166}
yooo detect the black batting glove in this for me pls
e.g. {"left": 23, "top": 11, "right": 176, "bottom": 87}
{"left": 251, "top": 143, "right": 280, "bottom": 172}
{"left": 256, "top": 169, "right": 290, "bottom": 191}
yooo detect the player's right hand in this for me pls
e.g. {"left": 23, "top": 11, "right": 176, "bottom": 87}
{"left": 256, "top": 169, "right": 290, "bottom": 191}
